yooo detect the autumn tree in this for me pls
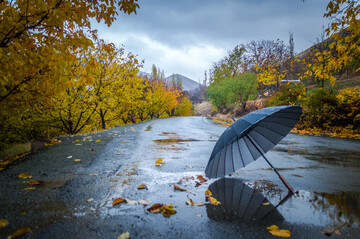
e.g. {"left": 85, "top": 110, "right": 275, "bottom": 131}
{"left": 245, "top": 39, "right": 290, "bottom": 91}
{"left": 323, "top": 0, "right": 360, "bottom": 75}
{"left": 0, "top": 0, "right": 140, "bottom": 146}
{"left": 209, "top": 45, "right": 245, "bottom": 85}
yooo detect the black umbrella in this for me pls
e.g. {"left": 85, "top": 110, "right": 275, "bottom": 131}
{"left": 206, "top": 178, "right": 285, "bottom": 223}
{"left": 205, "top": 105, "right": 302, "bottom": 193}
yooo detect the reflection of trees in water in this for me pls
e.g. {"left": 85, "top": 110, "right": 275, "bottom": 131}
{"left": 310, "top": 192, "right": 360, "bottom": 228}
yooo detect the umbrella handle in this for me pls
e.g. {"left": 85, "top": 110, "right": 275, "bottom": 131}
{"left": 279, "top": 175, "right": 294, "bottom": 194}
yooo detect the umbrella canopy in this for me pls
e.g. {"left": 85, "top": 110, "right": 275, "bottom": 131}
{"left": 206, "top": 178, "right": 284, "bottom": 223}
{"left": 205, "top": 105, "right": 302, "bottom": 189}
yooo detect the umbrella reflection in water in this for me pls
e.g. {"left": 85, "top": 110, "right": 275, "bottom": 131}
{"left": 206, "top": 178, "right": 287, "bottom": 224}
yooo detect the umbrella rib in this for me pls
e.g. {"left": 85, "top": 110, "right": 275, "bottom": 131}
{"left": 231, "top": 142, "right": 235, "bottom": 174}
{"left": 251, "top": 127, "right": 279, "bottom": 146}
{"left": 236, "top": 140, "right": 245, "bottom": 167}
{"left": 255, "top": 124, "right": 287, "bottom": 138}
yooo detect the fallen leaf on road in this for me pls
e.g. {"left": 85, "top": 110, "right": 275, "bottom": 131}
{"left": 208, "top": 196, "right": 221, "bottom": 205}
{"left": 17, "top": 173, "right": 32, "bottom": 179}
{"left": 268, "top": 229, "right": 291, "bottom": 237}
{"left": 155, "top": 158, "right": 165, "bottom": 167}
{"left": 266, "top": 225, "right": 291, "bottom": 237}
{"left": 196, "top": 175, "right": 207, "bottom": 183}
{"left": 174, "top": 184, "right": 188, "bottom": 192}
{"left": 86, "top": 198, "right": 94, "bottom": 202}
{"left": 185, "top": 165, "right": 193, "bottom": 168}
{"left": 117, "top": 231, "right": 130, "bottom": 239}
{"left": 89, "top": 174, "right": 98, "bottom": 176}
{"left": 75, "top": 144, "right": 82, "bottom": 146}
{"left": 262, "top": 202, "right": 270, "bottom": 206}
{"left": 195, "top": 214, "right": 202, "bottom": 217}
{"left": 95, "top": 140, "right": 101, "bottom": 142}
{"left": 177, "top": 176, "right": 194, "bottom": 184}
{"left": 21, "top": 187, "right": 36, "bottom": 191}
{"left": 266, "top": 225, "right": 279, "bottom": 230}
{"left": 75, "top": 140, "right": 80, "bottom": 142}
{"left": 186, "top": 196, "right": 204, "bottom": 206}
{"left": 116, "top": 153, "right": 120, "bottom": 155}
{"left": 89, "top": 148, "right": 94, "bottom": 151}
{"left": 27, "top": 180, "right": 44, "bottom": 185}
{"left": 139, "top": 199, "right": 151, "bottom": 206}
{"left": 138, "top": 184, "right": 148, "bottom": 190}
{"left": 74, "top": 159, "right": 81, "bottom": 162}
{"left": 205, "top": 190, "right": 212, "bottom": 197}
{"left": 113, "top": 197, "right": 126, "bottom": 206}
{"left": 0, "top": 219, "right": 9, "bottom": 227}
{"left": 121, "top": 141, "right": 126, "bottom": 143}
{"left": 7, "top": 227, "right": 31, "bottom": 239}
{"left": 161, "top": 204, "right": 177, "bottom": 217}
{"left": 322, "top": 221, "right": 346, "bottom": 237}
{"left": 125, "top": 199, "right": 138, "bottom": 205}
{"left": 147, "top": 203, "right": 163, "bottom": 213}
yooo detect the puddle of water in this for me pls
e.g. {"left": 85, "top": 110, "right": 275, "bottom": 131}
{"left": 145, "top": 125, "right": 152, "bottom": 131}
{"left": 153, "top": 138, "right": 201, "bottom": 144}
{"left": 206, "top": 178, "right": 360, "bottom": 228}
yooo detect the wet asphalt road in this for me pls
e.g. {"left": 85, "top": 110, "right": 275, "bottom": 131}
{"left": 0, "top": 116, "right": 360, "bottom": 239}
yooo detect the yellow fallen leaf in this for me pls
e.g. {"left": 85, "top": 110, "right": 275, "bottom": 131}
{"left": 161, "top": 204, "right": 177, "bottom": 217}
{"left": 27, "top": 180, "right": 44, "bottom": 185}
{"left": 117, "top": 231, "right": 130, "bottom": 239}
{"left": 155, "top": 158, "right": 165, "bottom": 167}
{"left": 205, "top": 190, "right": 212, "bottom": 197}
{"left": 116, "top": 153, "right": 120, "bottom": 155}
{"left": 268, "top": 229, "right": 291, "bottom": 237}
{"left": 17, "top": 173, "right": 32, "bottom": 179}
{"left": 0, "top": 219, "right": 9, "bottom": 227}
{"left": 267, "top": 225, "right": 279, "bottom": 231}
{"left": 113, "top": 197, "right": 125, "bottom": 206}
{"left": 22, "top": 187, "right": 36, "bottom": 191}
{"left": 195, "top": 213, "right": 202, "bottom": 217}
{"left": 7, "top": 227, "right": 31, "bottom": 239}
{"left": 74, "top": 159, "right": 81, "bottom": 162}
{"left": 208, "top": 196, "right": 221, "bottom": 205}
{"left": 121, "top": 141, "right": 126, "bottom": 143}
{"left": 75, "top": 140, "right": 80, "bottom": 142}
{"left": 262, "top": 202, "right": 270, "bottom": 206}
{"left": 95, "top": 140, "right": 101, "bottom": 142}
{"left": 138, "top": 184, "right": 148, "bottom": 190}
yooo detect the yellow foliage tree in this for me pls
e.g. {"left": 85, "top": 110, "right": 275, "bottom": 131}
{"left": 323, "top": 0, "right": 360, "bottom": 74}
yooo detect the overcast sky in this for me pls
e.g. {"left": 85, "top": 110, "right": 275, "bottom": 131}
{"left": 92, "top": 0, "right": 330, "bottom": 82}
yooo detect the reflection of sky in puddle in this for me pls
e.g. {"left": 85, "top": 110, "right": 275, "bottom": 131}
{"left": 207, "top": 179, "right": 360, "bottom": 229}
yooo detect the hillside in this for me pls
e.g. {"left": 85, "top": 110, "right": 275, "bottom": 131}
{"left": 139, "top": 71, "right": 202, "bottom": 92}
{"left": 164, "top": 74, "right": 201, "bottom": 92}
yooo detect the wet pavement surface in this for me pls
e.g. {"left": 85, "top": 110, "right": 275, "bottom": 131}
{"left": 0, "top": 116, "right": 360, "bottom": 238}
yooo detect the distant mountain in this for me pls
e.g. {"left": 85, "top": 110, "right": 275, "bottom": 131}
{"left": 139, "top": 71, "right": 201, "bottom": 92}
{"left": 164, "top": 74, "right": 201, "bottom": 92}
